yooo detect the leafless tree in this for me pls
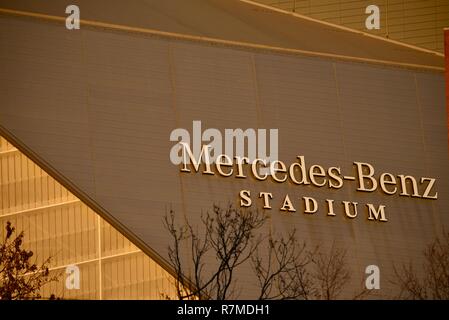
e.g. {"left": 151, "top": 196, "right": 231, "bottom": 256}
{"left": 164, "top": 204, "right": 362, "bottom": 300}
{"left": 252, "top": 230, "right": 313, "bottom": 300}
{"left": 0, "top": 221, "right": 60, "bottom": 300}
{"left": 309, "top": 244, "right": 351, "bottom": 300}
{"left": 164, "top": 204, "right": 266, "bottom": 299}
{"left": 393, "top": 231, "right": 449, "bottom": 300}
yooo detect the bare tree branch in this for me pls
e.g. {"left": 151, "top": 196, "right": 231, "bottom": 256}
{"left": 164, "top": 204, "right": 266, "bottom": 300}
{"left": 393, "top": 231, "right": 449, "bottom": 300}
{"left": 164, "top": 205, "right": 360, "bottom": 300}
{"left": 253, "top": 230, "right": 313, "bottom": 300}
{"left": 309, "top": 243, "right": 350, "bottom": 300}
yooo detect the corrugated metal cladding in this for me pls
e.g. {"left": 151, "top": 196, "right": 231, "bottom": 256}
{"left": 256, "top": 0, "right": 449, "bottom": 53}
{"left": 0, "top": 14, "right": 448, "bottom": 298}
{"left": 0, "top": 137, "right": 176, "bottom": 299}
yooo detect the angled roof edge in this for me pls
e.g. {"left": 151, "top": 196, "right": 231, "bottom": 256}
{"left": 240, "top": 0, "right": 445, "bottom": 59}
{"left": 0, "top": 7, "right": 444, "bottom": 73}
{"left": 0, "top": 124, "right": 180, "bottom": 286}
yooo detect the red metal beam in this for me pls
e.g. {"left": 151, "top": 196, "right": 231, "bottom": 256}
{"left": 445, "top": 29, "right": 449, "bottom": 150}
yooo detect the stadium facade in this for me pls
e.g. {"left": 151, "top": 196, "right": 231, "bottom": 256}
{"left": 1, "top": 0, "right": 448, "bottom": 299}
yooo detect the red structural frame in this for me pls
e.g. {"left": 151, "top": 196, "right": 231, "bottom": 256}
{"left": 445, "top": 29, "right": 449, "bottom": 149}
{"left": 444, "top": 29, "right": 449, "bottom": 149}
